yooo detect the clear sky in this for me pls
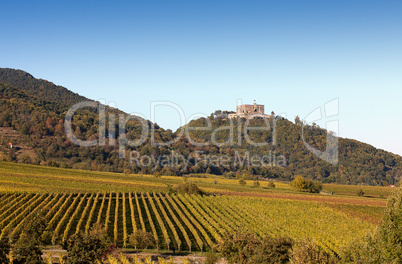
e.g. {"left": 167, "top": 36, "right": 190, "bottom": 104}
{"left": 1, "top": 0, "right": 402, "bottom": 155}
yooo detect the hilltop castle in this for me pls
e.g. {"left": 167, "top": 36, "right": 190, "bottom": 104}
{"left": 228, "top": 101, "right": 273, "bottom": 119}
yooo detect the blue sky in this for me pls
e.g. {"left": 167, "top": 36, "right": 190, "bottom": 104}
{"left": 1, "top": 0, "right": 402, "bottom": 155}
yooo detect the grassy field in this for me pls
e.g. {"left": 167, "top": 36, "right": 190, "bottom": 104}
{"left": 0, "top": 161, "right": 395, "bottom": 254}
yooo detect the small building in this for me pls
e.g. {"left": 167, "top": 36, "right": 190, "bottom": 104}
{"left": 228, "top": 101, "right": 272, "bottom": 119}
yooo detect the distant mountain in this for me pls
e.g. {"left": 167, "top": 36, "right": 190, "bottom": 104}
{"left": 0, "top": 68, "right": 401, "bottom": 186}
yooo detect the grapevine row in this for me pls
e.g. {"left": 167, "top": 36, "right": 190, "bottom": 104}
{"left": 85, "top": 192, "right": 100, "bottom": 233}
{"left": 181, "top": 194, "right": 225, "bottom": 239}
{"left": 122, "top": 193, "right": 128, "bottom": 247}
{"left": 114, "top": 192, "right": 119, "bottom": 243}
{"left": 134, "top": 193, "right": 146, "bottom": 231}
{"left": 153, "top": 193, "right": 181, "bottom": 250}
{"left": 52, "top": 194, "right": 82, "bottom": 243}
{"left": 147, "top": 193, "right": 170, "bottom": 249}
{"left": 171, "top": 195, "right": 214, "bottom": 249}
{"left": 141, "top": 193, "right": 159, "bottom": 248}
{"left": 191, "top": 194, "right": 234, "bottom": 232}
{"left": 105, "top": 192, "right": 113, "bottom": 231}
{"left": 62, "top": 193, "right": 88, "bottom": 242}
{"left": 96, "top": 193, "right": 106, "bottom": 224}
{"left": 157, "top": 193, "right": 191, "bottom": 251}
{"left": 42, "top": 194, "right": 62, "bottom": 217}
{"left": 75, "top": 193, "right": 95, "bottom": 234}
{"left": 0, "top": 194, "right": 34, "bottom": 226}
{"left": 63, "top": 193, "right": 89, "bottom": 242}
{"left": 47, "top": 193, "right": 73, "bottom": 231}
{"left": 128, "top": 192, "right": 137, "bottom": 233}
{"left": 1, "top": 194, "right": 47, "bottom": 239}
{"left": 10, "top": 193, "right": 55, "bottom": 240}
{"left": 0, "top": 193, "right": 19, "bottom": 211}
{"left": 165, "top": 194, "right": 204, "bottom": 251}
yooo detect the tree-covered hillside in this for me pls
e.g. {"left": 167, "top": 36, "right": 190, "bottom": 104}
{"left": 0, "top": 68, "right": 88, "bottom": 107}
{"left": 182, "top": 116, "right": 402, "bottom": 185}
{"left": 0, "top": 68, "right": 401, "bottom": 186}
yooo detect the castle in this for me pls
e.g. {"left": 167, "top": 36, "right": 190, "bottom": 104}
{"left": 228, "top": 101, "right": 273, "bottom": 119}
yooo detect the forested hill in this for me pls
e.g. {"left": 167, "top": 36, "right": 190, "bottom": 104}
{"left": 182, "top": 117, "right": 402, "bottom": 186}
{"left": 0, "top": 68, "right": 401, "bottom": 186}
{"left": 0, "top": 68, "right": 89, "bottom": 107}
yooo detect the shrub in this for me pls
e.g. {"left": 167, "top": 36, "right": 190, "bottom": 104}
{"left": 174, "top": 181, "right": 204, "bottom": 195}
{"left": 218, "top": 229, "right": 261, "bottom": 264}
{"left": 252, "top": 181, "right": 260, "bottom": 188}
{"left": 306, "top": 180, "right": 323, "bottom": 193}
{"left": 267, "top": 182, "right": 276, "bottom": 188}
{"left": 0, "top": 237, "right": 10, "bottom": 264}
{"left": 251, "top": 236, "right": 293, "bottom": 264}
{"left": 203, "top": 252, "right": 220, "bottom": 264}
{"left": 289, "top": 238, "right": 332, "bottom": 264}
{"left": 239, "top": 179, "right": 247, "bottom": 186}
{"left": 223, "top": 172, "right": 235, "bottom": 179}
{"left": 357, "top": 189, "right": 365, "bottom": 197}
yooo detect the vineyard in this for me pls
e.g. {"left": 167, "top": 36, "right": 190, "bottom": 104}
{"left": 0, "top": 192, "right": 374, "bottom": 254}
{"left": 0, "top": 162, "right": 393, "bottom": 202}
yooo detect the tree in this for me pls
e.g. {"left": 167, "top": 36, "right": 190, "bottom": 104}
{"left": 357, "top": 189, "right": 365, "bottom": 197}
{"left": 291, "top": 176, "right": 322, "bottom": 193}
{"left": 251, "top": 236, "right": 293, "bottom": 264}
{"left": 306, "top": 180, "right": 323, "bottom": 193}
{"left": 347, "top": 187, "right": 402, "bottom": 263}
{"left": 12, "top": 212, "right": 47, "bottom": 264}
{"left": 128, "top": 230, "right": 155, "bottom": 252}
{"left": 291, "top": 176, "right": 307, "bottom": 192}
{"left": 295, "top": 115, "right": 302, "bottom": 126}
{"left": 218, "top": 229, "right": 261, "bottom": 264}
{"left": 0, "top": 237, "right": 10, "bottom": 264}
{"left": 65, "top": 223, "right": 112, "bottom": 264}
